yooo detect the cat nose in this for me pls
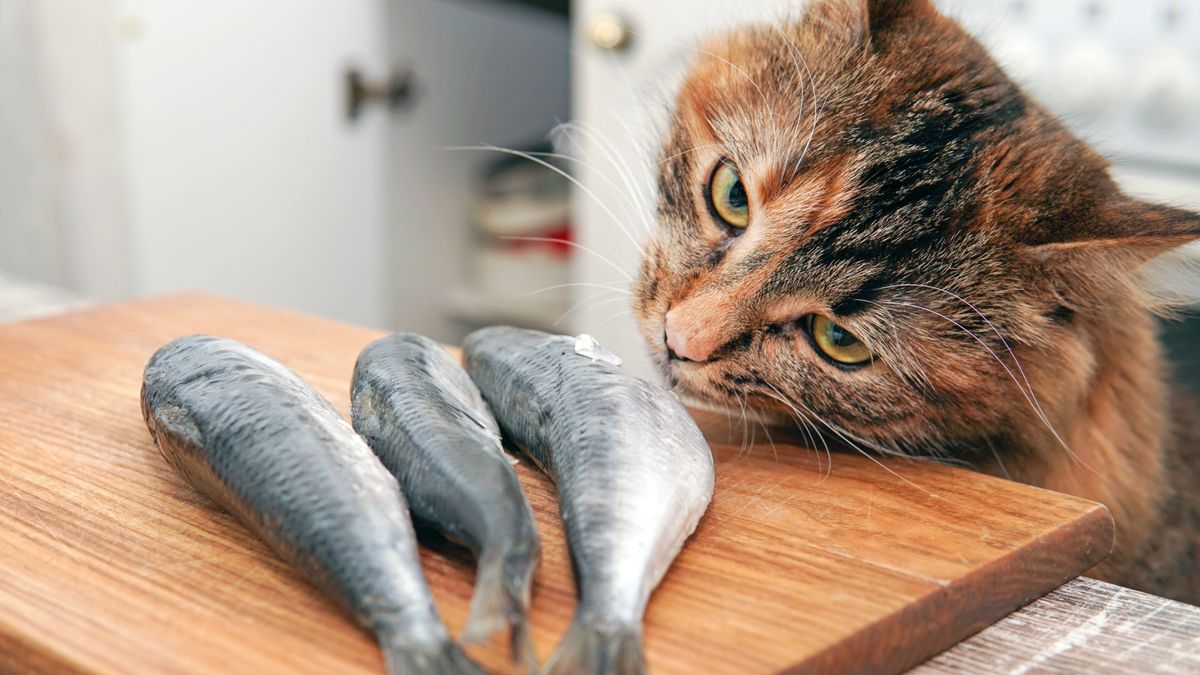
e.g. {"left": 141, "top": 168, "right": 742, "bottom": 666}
{"left": 664, "top": 308, "right": 715, "bottom": 362}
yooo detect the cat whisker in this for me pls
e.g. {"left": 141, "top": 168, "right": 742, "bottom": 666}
{"left": 517, "top": 281, "right": 631, "bottom": 298}
{"left": 770, "top": 23, "right": 810, "bottom": 172}
{"left": 746, "top": 397, "right": 760, "bottom": 456}
{"left": 553, "top": 289, "right": 619, "bottom": 328}
{"left": 518, "top": 280, "right": 630, "bottom": 328}
{"left": 498, "top": 235, "right": 632, "bottom": 282}
{"left": 569, "top": 116, "right": 653, "bottom": 187}
{"left": 447, "top": 144, "right": 646, "bottom": 257}
{"left": 600, "top": 116, "right": 660, "bottom": 236}
{"left": 762, "top": 383, "right": 932, "bottom": 496}
{"left": 986, "top": 436, "right": 1012, "bottom": 481}
{"left": 553, "top": 121, "right": 656, "bottom": 236}
{"left": 756, "top": 418, "right": 780, "bottom": 463}
{"left": 555, "top": 293, "right": 630, "bottom": 328}
{"left": 770, "top": 21, "right": 823, "bottom": 182}
{"left": 759, "top": 384, "right": 833, "bottom": 480}
{"left": 799, "top": 406, "right": 932, "bottom": 496}
{"left": 561, "top": 41, "right": 670, "bottom": 231}
{"left": 597, "top": 306, "right": 633, "bottom": 328}
{"left": 855, "top": 299, "right": 903, "bottom": 350}
{"left": 881, "top": 283, "right": 1077, "bottom": 465}
{"left": 881, "top": 298, "right": 1094, "bottom": 474}
{"left": 495, "top": 143, "right": 651, "bottom": 237}
{"left": 854, "top": 298, "right": 936, "bottom": 395}
{"left": 736, "top": 393, "right": 752, "bottom": 458}
{"left": 761, "top": 387, "right": 833, "bottom": 480}
{"left": 802, "top": 412, "right": 834, "bottom": 481}
{"left": 793, "top": 90, "right": 822, "bottom": 184}
{"left": 657, "top": 143, "right": 726, "bottom": 166}
{"left": 885, "top": 300, "right": 1038, "bottom": 401}
{"left": 648, "top": 29, "right": 784, "bottom": 161}
{"left": 783, "top": 405, "right": 825, "bottom": 475}
{"left": 635, "top": 29, "right": 777, "bottom": 128}
{"left": 578, "top": 117, "right": 657, "bottom": 229}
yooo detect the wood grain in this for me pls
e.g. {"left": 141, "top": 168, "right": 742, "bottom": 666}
{"left": 0, "top": 294, "right": 1114, "bottom": 674}
{"left": 914, "top": 576, "right": 1200, "bottom": 673}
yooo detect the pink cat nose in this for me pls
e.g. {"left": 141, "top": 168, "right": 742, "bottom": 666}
{"left": 664, "top": 309, "right": 713, "bottom": 362}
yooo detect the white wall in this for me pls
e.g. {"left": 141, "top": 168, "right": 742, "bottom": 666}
{"left": 0, "top": 0, "right": 135, "bottom": 299}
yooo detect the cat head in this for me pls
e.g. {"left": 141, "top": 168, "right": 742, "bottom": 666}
{"left": 635, "top": 0, "right": 1200, "bottom": 459}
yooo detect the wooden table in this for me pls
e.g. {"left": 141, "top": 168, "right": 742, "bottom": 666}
{"left": 0, "top": 291, "right": 1173, "bottom": 673}
{"left": 917, "top": 576, "right": 1200, "bottom": 673}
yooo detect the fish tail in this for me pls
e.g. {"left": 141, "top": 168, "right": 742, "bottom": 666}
{"left": 542, "top": 618, "right": 645, "bottom": 675}
{"left": 462, "top": 548, "right": 539, "bottom": 672}
{"left": 379, "top": 638, "right": 487, "bottom": 675}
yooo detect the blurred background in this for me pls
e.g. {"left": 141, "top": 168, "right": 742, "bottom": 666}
{"left": 1, "top": 0, "right": 1198, "bottom": 378}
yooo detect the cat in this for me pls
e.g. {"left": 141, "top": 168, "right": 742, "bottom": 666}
{"left": 632, "top": 0, "right": 1200, "bottom": 604}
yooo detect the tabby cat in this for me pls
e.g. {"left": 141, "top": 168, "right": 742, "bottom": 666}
{"left": 633, "top": 0, "right": 1200, "bottom": 603}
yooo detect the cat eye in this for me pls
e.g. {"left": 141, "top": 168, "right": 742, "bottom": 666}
{"left": 808, "top": 315, "right": 872, "bottom": 366}
{"left": 708, "top": 161, "right": 750, "bottom": 229}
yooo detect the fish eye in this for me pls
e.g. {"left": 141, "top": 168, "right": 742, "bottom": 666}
{"left": 807, "top": 315, "right": 872, "bottom": 366}
{"left": 708, "top": 161, "right": 749, "bottom": 229}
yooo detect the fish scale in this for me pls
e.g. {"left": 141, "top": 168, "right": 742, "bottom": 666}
{"left": 351, "top": 333, "right": 541, "bottom": 671}
{"left": 463, "top": 327, "right": 715, "bottom": 675}
{"left": 141, "top": 335, "right": 484, "bottom": 675}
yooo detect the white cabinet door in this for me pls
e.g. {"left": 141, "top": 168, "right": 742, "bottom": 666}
{"left": 116, "top": 0, "right": 391, "bottom": 326}
{"left": 571, "top": 0, "right": 806, "bottom": 374}
{"left": 384, "top": 0, "right": 569, "bottom": 340}
{"left": 117, "top": 0, "right": 569, "bottom": 333}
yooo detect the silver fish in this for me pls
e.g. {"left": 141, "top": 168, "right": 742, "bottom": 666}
{"left": 462, "top": 327, "right": 715, "bottom": 675}
{"left": 351, "top": 333, "right": 541, "bottom": 669}
{"left": 140, "top": 335, "right": 485, "bottom": 675}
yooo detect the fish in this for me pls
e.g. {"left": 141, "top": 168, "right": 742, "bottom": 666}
{"left": 140, "top": 335, "right": 485, "bottom": 675}
{"left": 351, "top": 333, "right": 541, "bottom": 670}
{"left": 462, "top": 327, "right": 715, "bottom": 675}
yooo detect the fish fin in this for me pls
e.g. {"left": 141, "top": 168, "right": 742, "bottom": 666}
{"left": 542, "top": 620, "right": 645, "bottom": 675}
{"left": 379, "top": 639, "right": 487, "bottom": 675}
{"left": 462, "top": 551, "right": 538, "bottom": 673}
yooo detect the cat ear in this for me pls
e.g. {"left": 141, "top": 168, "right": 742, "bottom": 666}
{"left": 862, "top": 0, "right": 937, "bottom": 36}
{"left": 1027, "top": 198, "right": 1200, "bottom": 270}
{"left": 803, "top": 0, "right": 935, "bottom": 42}
{"left": 1026, "top": 198, "right": 1200, "bottom": 308}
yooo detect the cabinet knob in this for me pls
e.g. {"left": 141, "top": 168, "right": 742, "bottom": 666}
{"left": 588, "top": 12, "right": 631, "bottom": 51}
{"left": 345, "top": 67, "right": 417, "bottom": 121}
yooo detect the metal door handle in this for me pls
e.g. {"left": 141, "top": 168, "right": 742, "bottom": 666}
{"left": 345, "top": 66, "right": 417, "bottom": 120}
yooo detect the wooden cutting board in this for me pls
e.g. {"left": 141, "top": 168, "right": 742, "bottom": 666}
{"left": 0, "top": 294, "right": 1113, "bottom": 675}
